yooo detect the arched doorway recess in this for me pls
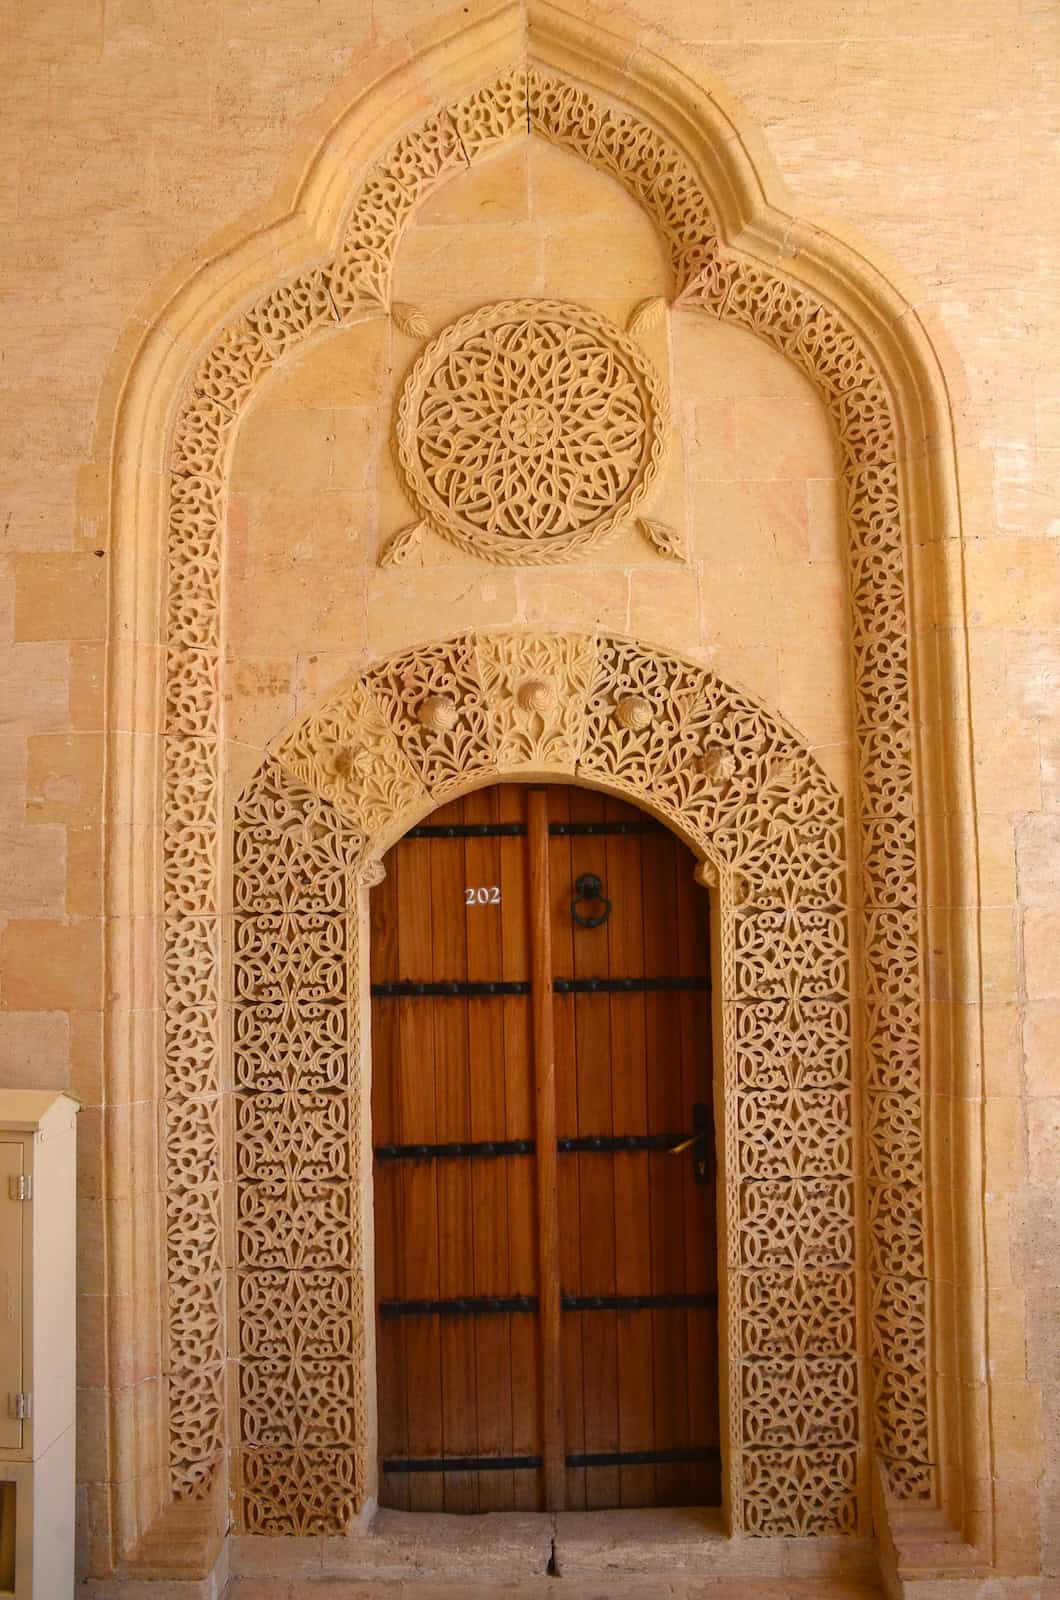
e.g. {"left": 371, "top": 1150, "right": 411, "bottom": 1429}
{"left": 95, "top": 0, "right": 994, "bottom": 1575}
{"left": 232, "top": 629, "right": 857, "bottom": 1537}
{"left": 370, "top": 782, "right": 722, "bottom": 1516}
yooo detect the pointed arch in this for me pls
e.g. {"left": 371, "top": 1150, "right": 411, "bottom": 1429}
{"left": 97, "top": 0, "right": 986, "bottom": 1572}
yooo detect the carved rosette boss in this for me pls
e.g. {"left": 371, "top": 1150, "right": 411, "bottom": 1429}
{"left": 393, "top": 299, "right": 670, "bottom": 563}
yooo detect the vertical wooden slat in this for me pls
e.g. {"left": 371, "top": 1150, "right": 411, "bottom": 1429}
{"left": 677, "top": 843, "right": 720, "bottom": 1505}
{"left": 465, "top": 786, "right": 515, "bottom": 1511}
{"left": 500, "top": 789, "right": 542, "bottom": 1510}
{"left": 606, "top": 801, "right": 653, "bottom": 1508}
{"left": 571, "top": 790, "right": 618, "bottom": 1510}
{"left": 550, "top": 790, "right": 587, "bottom": 1509}
{"left": 396, "top": 827, "right": 443, "bottom": 1510}
{"left": 528, "top": 787, "right": 565, "bottom": 1511}
{"left": 651, "top": 832, "right": 690, "bottom": 1505}
{"left": 431, "top": 799, "right": 475, "bottom": 1511}
{"left": 371, "top": 853, "right": 408, "bottom": 1507}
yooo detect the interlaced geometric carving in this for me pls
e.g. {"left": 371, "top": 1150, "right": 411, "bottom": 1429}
{"left": 528, "top": 70, "right": 720, "bottom": 292}
{"left": 160, "top": 58, "right": 932, "bottom": 1533}
{"left": 395, "top": 299, "right": 670, "bottom": 563}
{"left": 743, "top": 1448, "right": 859, "bottom": 1538}
{"left": 232, "top": 761, "right": 366, "bottom": 1528}
{"left": 740, "top": 1269, "right": 856, "bottom": 1360}
{"left": 240, "top": 1448, "right": 359, "bottom": 1537}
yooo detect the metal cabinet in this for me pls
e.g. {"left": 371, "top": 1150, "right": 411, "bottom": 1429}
{"left": 0, "top": 1092, "right": 78, "bottom": 1600}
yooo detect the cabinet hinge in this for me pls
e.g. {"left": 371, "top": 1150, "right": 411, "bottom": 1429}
{"left": 8, "top": 1175, "right": 31, "bottom": 1202}
{"left": 12, "top": 1393, "right": 31, "bottom": 1421}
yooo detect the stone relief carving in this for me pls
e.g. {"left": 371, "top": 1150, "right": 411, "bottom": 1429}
{"left": 233, "top": 762, "right": 367, "bottom": 1532}
{"left": 161, "top": 63, "right": 930, "bottom": 1535}
{"left": 638, "top": 516, "right": 686, "bottom": 561}
{"left": 394, "top": 299, "right": 670, "bottom": 563}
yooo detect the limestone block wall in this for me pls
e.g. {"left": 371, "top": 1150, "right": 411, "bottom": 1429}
{"left": 227, "top": 148, "right": 847, "bottom": 776}
{"left": 0, "top": 0, "right": 1055, "bottom": 1585}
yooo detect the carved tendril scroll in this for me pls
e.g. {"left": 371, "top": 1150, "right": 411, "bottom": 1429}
{"left": 162, "top": 61, "right": 929, "bottom": 1537}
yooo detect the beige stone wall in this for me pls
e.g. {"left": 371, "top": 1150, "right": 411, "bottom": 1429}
{"left": 1, "top": 0, "right": 1055, "bottom": 1583}
{"left": 229, "top": 142, "right": 847, "bottom": 783}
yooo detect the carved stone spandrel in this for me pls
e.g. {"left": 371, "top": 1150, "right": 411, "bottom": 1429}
{"left": 273, "top": 681, "right": 427, "bottom": 840}
{"left": 362, "top": 633, "right": 497, "bottom": 798}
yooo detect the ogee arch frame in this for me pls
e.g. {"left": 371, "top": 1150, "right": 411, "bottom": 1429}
{"left": 96, "top": 0, "right": 992, "bottom": 1574}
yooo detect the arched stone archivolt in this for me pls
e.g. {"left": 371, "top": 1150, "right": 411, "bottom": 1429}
{"left": 157, "top": 24, "right": 931, "bottom": 1538}
{"left": 233, "top": 630, "right": 858, "bottom": 1538}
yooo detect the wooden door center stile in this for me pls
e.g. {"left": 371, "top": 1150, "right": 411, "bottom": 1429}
{"left": 370, "top": 785, "right": 720, "bottom": 1514}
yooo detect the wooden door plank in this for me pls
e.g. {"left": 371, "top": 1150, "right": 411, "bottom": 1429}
{"left": 430, "top": 801, "right": 476, "bottom": 1512}
{"left": 641, "top": 823, "right": 688, "bottom": 1506}
{"left": 661, "top": 833, "right": 693, "bottom": 1504}
{"left": 570, "top": 789, "right": 618, "bottom": 1511}
{"left": 604, "top": 802, "right": 653, "bottom": 1508}
{"left": 549, "top": 788, "right": 587, "bottom": 1510}
{"left": 528, "top": 787, "right": 565, "bottom": 1512}
{"left": 371, "top": 850, "right": 407, "bottom": 1505}
{"left": 464, "top": 785, "right": 515, "bottom": 1511}
{"left": 499, "top": 788, "right": 541, "bottom": 1510}
{"left": 395, "top": 830, "right": 443, "bottom": 1511}
{"left": 675, "top": 849, "right": 719, "bottom": 1504}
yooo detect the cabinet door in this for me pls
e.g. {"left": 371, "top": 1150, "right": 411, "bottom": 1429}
{"left": 0, "top": 1142, "right": 23, "bottom": 1451}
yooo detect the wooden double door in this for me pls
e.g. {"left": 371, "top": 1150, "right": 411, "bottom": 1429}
{"left": 370, "top": 784, "right": 720, "bottom": 1513}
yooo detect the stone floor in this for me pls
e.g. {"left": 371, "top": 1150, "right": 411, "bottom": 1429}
{"left": 224, "top": 1582, "right": 885, "bottom": 1598}
{"left": 222, "top": 1509, "right": 884, "bottom": 1598}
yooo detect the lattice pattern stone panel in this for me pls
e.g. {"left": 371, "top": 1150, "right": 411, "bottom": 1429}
{"left": 232, "top": 762, "right": 366, "bottom": 1532}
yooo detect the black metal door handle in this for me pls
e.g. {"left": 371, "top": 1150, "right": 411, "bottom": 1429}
{"left": 571, "top": 872, "right": 611, "bottom": 928}
{"left": 667, "top": 1102, "right": 711, "bottom": 1185}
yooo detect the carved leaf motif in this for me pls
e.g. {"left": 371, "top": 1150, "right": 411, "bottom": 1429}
{"left": 638, "top": 518, "right": 686, "bottom": 561}
{"left": 391, "top": 302, "right": 430, "bottom": 339}
{"left": 477, "top": 632, "right": 597, "bottom": 770}
{"left": 356, "top": 858, "right": 387, "bottom": 889}
{"left": 627, "top": 296, "right": 668, "bottom": 336}
{"left": 379, "top": 522, "right": 424, "bottom": 567}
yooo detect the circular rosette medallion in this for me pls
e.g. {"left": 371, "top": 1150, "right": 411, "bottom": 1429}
{"left": 396, "top": 299, "right": 669, "bottom": 563}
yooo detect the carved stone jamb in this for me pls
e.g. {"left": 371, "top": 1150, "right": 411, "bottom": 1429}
{"left": 109, "top": 2, "right": 986, "bottom": 1570}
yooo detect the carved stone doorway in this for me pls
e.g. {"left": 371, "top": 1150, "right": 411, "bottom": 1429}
{"left": 231, "top": 630, "right": 858, "bottom": 1539}
{"left": 370, "top": 782, "right": 721, "bottom": 1514}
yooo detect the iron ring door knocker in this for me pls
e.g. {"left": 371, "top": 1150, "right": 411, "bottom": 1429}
{"left": 571, "top": 872, "right": 611, "bottom": 929}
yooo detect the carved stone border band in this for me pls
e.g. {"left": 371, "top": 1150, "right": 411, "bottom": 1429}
{"left": 162, "top": 63, "right": 929, "bottom": 1536}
